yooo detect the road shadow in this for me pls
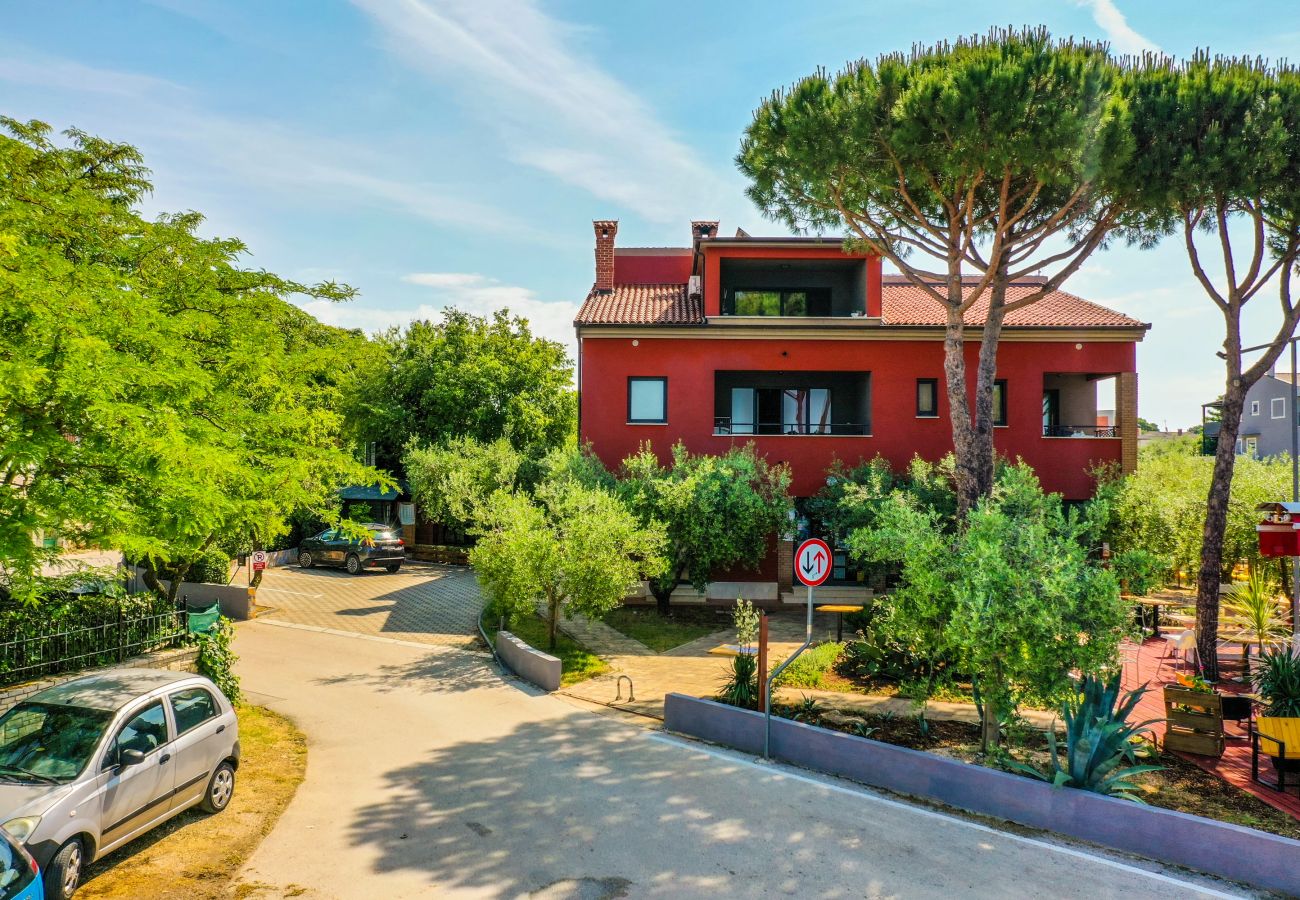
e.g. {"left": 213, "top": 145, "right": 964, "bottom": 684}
{"left": 311, "top": 647, "right": 540, "bottom": 698}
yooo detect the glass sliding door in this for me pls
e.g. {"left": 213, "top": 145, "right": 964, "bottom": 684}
{"left": 729, "top": 387, "right": 755, "bottom": 434}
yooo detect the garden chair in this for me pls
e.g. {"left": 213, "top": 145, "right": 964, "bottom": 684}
{"left": 1251, "top": 717, "right": 1300, "bottom": 793}
{"left": 1155, "top": 629, "right": 1199, "bottom": 682}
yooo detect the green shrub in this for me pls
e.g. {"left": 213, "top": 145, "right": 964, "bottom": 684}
{"left": 718, "top": 653, "right": 759, "bottom": 708}
{"left": 1011, "top": 674, "right": 1161, "bottom": 802}
{"left": 187, "top": 617, "right": 241, "bottom": 704}
{"left": 776, "top": 641, "right": 845, "bottom": 689}
{"left": 1255, "top": 648, "right": 1300, "bottom": 717}
{"left": 184, "top": 548, "right": 231, "bottom": 585}
{"left": 1111, "top": 549, "right": 1170, "bottom": 596}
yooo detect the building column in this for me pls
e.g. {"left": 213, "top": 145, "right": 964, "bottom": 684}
{"left": 1118, "top": 371, "right": 1138, "bottom": 475}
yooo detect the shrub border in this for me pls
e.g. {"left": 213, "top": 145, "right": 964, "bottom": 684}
{"left": 664, "top": 692, "right": 1300, "bottom": 896}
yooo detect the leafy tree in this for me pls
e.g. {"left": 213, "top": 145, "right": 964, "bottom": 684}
{"left": 471, "top": 483, "right": 665, "bottom": 650}
{"left": 0, "top": 119, "right": 382, "bottom": 602}
{"left": 353, "top": 310, "right": 576, "bottom": 472}
{"left": 1137, "top": 417, "right": 1160, "bottom": 433}
{"left": 739, "top": 29, "right": 1133, "bottom": 515}
{"left": 404, "top": 436, "right": 533, "bottom": 533}
{"left": 617, "top": 443, "right": 791, "bottom": 615}
{"left": 850, "top": 464, "right": 1125, "bottom": 751}
{"left": 1121, "top": 57, "right": 1300, "bottom": 677}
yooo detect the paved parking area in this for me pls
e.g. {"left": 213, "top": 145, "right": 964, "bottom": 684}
{"left": 252, "top": 562, "right": 483, "bottom": 647}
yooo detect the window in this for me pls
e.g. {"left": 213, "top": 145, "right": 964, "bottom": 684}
{"left": 993, "top": 380, "right": 1008, "bottom": 427}
{"left": 1272, "top": 397, "right": 1286, "bottom": 419}
{"left": 169, "top": 688, "right": 219, "bottom": 736}
{"left": 628, "top": 377, "right": 667, "bottom": 423}
{"left": 724, "top": 288, "right": 831, "bottom": 317}
{"left": 916, "top": 379, "right": 939, "bottom": 417}
{"left": 108, "top": 701, "right": 169, "bottom": 767}
{"left": 1042, "top": 389, "right": 1061, "bottom": 434}
{"left": 1243, "top": 436, "right": 1259, "bottom": 458}
{"left": 1251, "top": 400, "right": 1260, "bottom": 416}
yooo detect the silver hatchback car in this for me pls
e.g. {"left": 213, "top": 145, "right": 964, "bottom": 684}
{"left": 0, "top": 670, "right": 240, "bottom": 900}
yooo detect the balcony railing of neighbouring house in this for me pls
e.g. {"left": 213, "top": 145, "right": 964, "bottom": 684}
{"left": 714, "top": 417, "right": 870, "bottom": 436}
{"left": 1042, "top": 424, "right": 1119, "bottom": 438}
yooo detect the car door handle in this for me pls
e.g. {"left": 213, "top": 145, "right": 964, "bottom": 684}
{"left": 216, "top": 725, "right": 225, "bottom": 734}
{"left": 160, "top": 753, "right": 171, "bottom": 764}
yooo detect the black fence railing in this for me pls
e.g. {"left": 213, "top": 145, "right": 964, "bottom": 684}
{"left": 1042, "top": 424, "right": 1119, "bottom": 438}
{"left": 714, "top": 417, "right": 869, "bottom": 436}
{"left": 0, "top": 609, "right": 187, "bottom": 688}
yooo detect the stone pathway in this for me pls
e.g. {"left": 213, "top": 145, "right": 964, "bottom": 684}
{"left": 544, "top": 604, "right": 655, "bottom": 657}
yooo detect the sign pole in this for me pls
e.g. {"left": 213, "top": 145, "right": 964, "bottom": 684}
{"left": 765, "top": 537, "right": 829, "bottom": 759}
{"left": 757, "top": 613, "right": 769, "bottom": 714}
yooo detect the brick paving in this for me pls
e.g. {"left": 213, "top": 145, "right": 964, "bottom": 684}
{"left": 252, "top": 562, "right": 484, "bottom": 648}
{"left": 546, "top": 605, "right": 655, "bottom": 657}
{"left": 1123, "top": 634, "right": 1300, "bottom": 821}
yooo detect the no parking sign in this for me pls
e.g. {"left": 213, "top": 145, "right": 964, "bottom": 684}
{"left": 251, "top": 550, "right": 268, "bottom": 571}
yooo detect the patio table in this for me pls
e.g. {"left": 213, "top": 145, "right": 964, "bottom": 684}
{"left": 816, "top": 604, "right": 864, "bottom": 642}
{"left": 707, "top": 643, "right": 758, "bottom": 657}
{"left": 1130, "top": 597, "right": 1182, "bottom": 637}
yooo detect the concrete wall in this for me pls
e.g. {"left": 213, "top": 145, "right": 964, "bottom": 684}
{"left": 125, "top": 569, "right": 256, "bottom": 621}
{"left": 664, "top": 693, "right": 1300, "bottom": 897}
{"left": 0, "top": 646, "right": 198, "bottom": 714}
{"left": 497, "top": 631, "right": 562, "bottom": 692}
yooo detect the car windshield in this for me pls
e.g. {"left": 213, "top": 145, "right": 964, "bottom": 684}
{"left": 0, "top": 701, "right": 112, "bottom": 784}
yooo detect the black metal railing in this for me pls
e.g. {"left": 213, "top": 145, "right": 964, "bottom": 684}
{"left": 0, "top": 610, "right": 187, "bottom": 687}
{"left": 1042, "top": 424, "right": 1119, "bottom": 438}
{"left": 714, "top": 417, "right": 869, "bottom": 436}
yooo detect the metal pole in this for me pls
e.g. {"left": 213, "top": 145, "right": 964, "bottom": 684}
{"left": 765, "top": 582, "right": 814, "bottom": 759}
{"left": 1292, "top": 339, "right": 1300, "bottom": 651}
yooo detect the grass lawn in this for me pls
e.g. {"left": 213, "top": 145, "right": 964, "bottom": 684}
{"left": 493, "top": 612, "right": 609, "bottom": 686}
{"left": 602, "top": 605, "right": 727, "bottom": 652}
{"left": 78, "top": 705, "right": 307, "bottom": 900}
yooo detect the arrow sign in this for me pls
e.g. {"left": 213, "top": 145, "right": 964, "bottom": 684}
{"left": 795, "top": 538, "right": 832, "bottom": 587}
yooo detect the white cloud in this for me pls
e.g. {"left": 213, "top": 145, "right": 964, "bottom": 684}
{"left": 304, "top": 271, "right": 581, "bottom": 364}
{"left": 349, "top": 0, "right": 741, "bottom": 225}
{"left": 1076, "top": 0, "right": 1161, "bottom": 56}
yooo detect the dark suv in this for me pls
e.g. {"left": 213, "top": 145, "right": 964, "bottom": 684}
{"left": 297, "top": 524, "right": 406, "bottom": 574}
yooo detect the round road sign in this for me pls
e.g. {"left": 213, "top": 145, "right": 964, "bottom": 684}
{"left": 795, "top": 538, "right": 832, "bottom": 587}
{"left": 251, "top": 550, "right": 268, "bottom": 571}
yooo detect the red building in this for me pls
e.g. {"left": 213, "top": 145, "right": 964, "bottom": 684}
{"left": 575, "top": 220, "right": 1148, "bottom": 600}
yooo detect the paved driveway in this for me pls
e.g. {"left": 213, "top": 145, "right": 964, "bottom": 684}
{"left": 231, "top": 621, "right": 1248, "bottom": 900}
{"left": 252, "top": 562, "right": 482, "bottom": 647}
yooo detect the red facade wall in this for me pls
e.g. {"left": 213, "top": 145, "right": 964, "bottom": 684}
{"left": 614, "top": 252, "right": 693, "bottom": 284}
{"left": 579, "top": 334, "right": 1135, "bottom": 499}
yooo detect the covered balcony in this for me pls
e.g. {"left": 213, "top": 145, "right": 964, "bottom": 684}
{"left": 713, "top": 371, "right": 871, "bottom": 436}
{"left": 1042, "top": 373, "right": 1120, "bottom": 438}
{"left": 719, "top": 258, "right": 869, "bottom": 318}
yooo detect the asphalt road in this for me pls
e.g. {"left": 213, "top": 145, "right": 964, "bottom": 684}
{"left": 231, "top": 619, "right": 1249, "bottom": 899}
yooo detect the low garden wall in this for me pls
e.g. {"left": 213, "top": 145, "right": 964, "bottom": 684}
{"left": 125, "top": 568, "right": 256, "bottom": 620}
{"left": 0, "top": 646, "right": 199, "bottom": 714}
{"left": 497, "top": 631, "right": 561, "bottom": 692}
{"left": 664, "top": 692, "right": 1300, "bottom": 897}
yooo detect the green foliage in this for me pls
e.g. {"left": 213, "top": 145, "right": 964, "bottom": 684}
{"left": 471, "top": 481, "right": 666, "bottom": 651}
{"left": 1224, "top": 569, "right": 1291, "bottom": 645}
{"left": 733, "top": 598, "right": 759, "bottom": 649}
{"left": 617, "top": 443, "right": 792, "bottom": 609}
{"left": 1137, "top": 418, "right": 1160, "bottom": 433}
{"left": 1254, "top": 648, "right": 1300, "bottom": 718}
{"left": 718, "top": 653, "right": 759, "bottom": 709}
{"left": 352, "top": 309, "right": 575, "bottom": 472}
{"left": 186, "top": 617, "right": 241, "bottom": 704}
{"left": 775, "top": 642, "right": 845, "bottom": 689}
{"left": 850, "top": 464, "right": 1126, "bottom": 741}
{"left": 1103, "top": 441, "right": 1292, "bottom": 578}
{"left": 1011, "top": 675, "right": 1162, "bottom": 802}
{"left": 1110, "top": 549, "right": 1170, "bottom": 596}
{"left": 404, "top": 436, "right": 533, "bottom": 533}
{"left": 0, "top": 119, "right": 384, "bottom": 602}
{"left": 183, "top": 549, "right": 232, "bottom": 586}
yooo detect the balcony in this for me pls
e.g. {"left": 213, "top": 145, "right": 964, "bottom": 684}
{"left": 1043, "top": 424, "right": 1119, "bottom": 438}
{"left": 720, "top": 258, "right": 868, "bottom": 319}
{"left": 714, "top": 371, "right": 870, "bottom": 437}
{"left": 1042, "top": 373, "right": 1120, "bottom": 439}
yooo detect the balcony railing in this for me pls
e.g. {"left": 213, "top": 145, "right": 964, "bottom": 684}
{"left": 714, "top": 417, "right": 869, "bottom": 436}
{"left": 1043, "top": 424, "right": 1119, "bottom": 438}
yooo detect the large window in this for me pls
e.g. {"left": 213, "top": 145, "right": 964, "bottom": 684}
{"left": 627, "top": 377, "right": 667, "bottom": 424}
{"left": 916, "top": 379, "right": 938, "bottom": 417}
{"left": 993, "top": 379, "right": 1008, "bottom": 427}
{"left": 728, "top": 386, "right": 831, "bottom": 434}
{"left": 723, "top": 288, "right": 831, "bottom": 317}
{"left": 1272, "top": 396, "right": 1287, "bottom": 419}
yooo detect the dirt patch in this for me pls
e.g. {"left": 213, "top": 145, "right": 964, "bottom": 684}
{"left": 78, "top": 705, "right": 307, "bottom": 899}
{"left": 781, "top": 703, "right": 1300, "bottom": 841}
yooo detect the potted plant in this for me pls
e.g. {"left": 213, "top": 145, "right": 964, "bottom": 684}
{"left": 1250, "top": 647, "right": 1300, "bottom": 791}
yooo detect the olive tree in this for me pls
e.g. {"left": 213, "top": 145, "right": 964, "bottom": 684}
{"left": 739, "top": 29, "right": 1134, "bottom": 516}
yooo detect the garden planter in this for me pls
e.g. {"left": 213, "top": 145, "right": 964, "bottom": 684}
{"left": 1162, "top": 686, "right": 1224, "bottom": 757}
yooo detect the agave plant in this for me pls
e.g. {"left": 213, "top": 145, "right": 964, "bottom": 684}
{"left": 1255, "top": 647, "right": 1300, "bottom": 718}
{"left": 1011, "top": 674, "right": 1163, "bottom": 802}
{"left": 718, "top": 652, "right": 759, "bottom": 708}
{"left": 1224, "top": 569, "right": 1290, "bottom": 647}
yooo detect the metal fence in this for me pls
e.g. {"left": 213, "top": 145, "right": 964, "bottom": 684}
{"left": 0, "top": 609, "right": 187, "bottom": 688}
{"left": 1042, "top": 424, "right": 1119, "bottom": 438}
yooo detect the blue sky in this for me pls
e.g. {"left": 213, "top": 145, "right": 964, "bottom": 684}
{"left": 5, "top": 1, "right": 1300, "bottom": 427}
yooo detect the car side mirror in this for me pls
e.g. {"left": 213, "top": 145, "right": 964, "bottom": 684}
{"left": 118, "top": 749, "right": 146, "bottom": 768}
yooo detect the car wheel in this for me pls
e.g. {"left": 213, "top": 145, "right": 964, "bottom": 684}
{"left": 46, "top": 837, "right": 84, "bottom": 900}
{"left": 298, "top": 551, "right": 313, "bottom": 568}
{"left": 345, "top": 553, "right": 362, "bottom": 575}
{"left": 385, "top": 563, "right": 401, "bottom": 574}
{"left": 200, "top": 761, "right": 236, "bottom": 814}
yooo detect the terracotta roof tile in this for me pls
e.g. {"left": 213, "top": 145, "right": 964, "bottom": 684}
{"left": 575, "top": 284, "right": 702, "bottom": 326}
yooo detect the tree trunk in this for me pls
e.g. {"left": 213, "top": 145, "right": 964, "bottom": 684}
{"left": 650, "top": 573, "right": 677, "bottom": 616}
{"left": 1197, "top": 382, "right": 1245, "bottom": 681}
{"left": 942, "top": 308, "right": 980, "bottom": 517}
{"left": 140, "top": 560, "right": 167, "bottom": 601}
{"left": 980, "top": 693, "right": 1001, "bottom": 753}
{"left": 547, "top": 594, "right": 560, "bottom": 651}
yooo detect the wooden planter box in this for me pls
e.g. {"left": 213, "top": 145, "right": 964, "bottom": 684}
{"left": 1163, "top": 686, "right": 1224, "bottom": 757}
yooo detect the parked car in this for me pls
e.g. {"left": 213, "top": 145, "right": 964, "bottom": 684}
{"left": 0, "top": 670, "right": 239, "bottom": 900}
{"left": 297, "top": 523, "right": 405, "bottom": 574}
{"left": 0, "top": 827, "right": 41, "bottom": 900}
